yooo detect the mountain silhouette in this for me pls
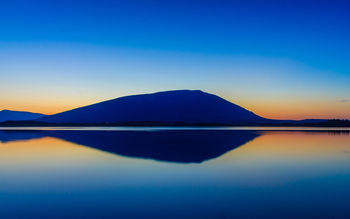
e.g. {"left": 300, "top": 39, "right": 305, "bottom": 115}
{"left": 38, "top": 90, "right": 268, "bottom": 124}
{"left": 0, "top": 110, "right": 45, "bottom": 122}
{"left": 0, "top": 129, "right": 260, "bottom": 163}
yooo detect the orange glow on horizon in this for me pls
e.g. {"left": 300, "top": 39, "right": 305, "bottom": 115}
{"left": 1, "top": 94, "right": 349, "bottom": 120}
{"left": 234, "top": 98, "right": 350, "bottom": 120}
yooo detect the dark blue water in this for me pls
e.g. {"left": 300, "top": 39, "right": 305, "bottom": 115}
{"left": 0, "top": 128, "right": 349, "bottom": 218}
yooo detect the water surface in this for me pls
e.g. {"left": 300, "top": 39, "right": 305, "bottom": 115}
{"left": 0, "top": 127, "right": 349, "bottom": 218}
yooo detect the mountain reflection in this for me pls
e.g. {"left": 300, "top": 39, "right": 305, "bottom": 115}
{"left": 0, "top": 130, "right": 260, "bottom": 163}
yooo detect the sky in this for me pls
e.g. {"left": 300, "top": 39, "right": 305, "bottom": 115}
{"left": 0, "top": 0, "right": 349, "bottom": 120}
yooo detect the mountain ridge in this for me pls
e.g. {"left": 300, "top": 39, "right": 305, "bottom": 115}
{"left": 38, "top": 90, "right": 269, "bottom": 124}
{"left": 2, "top": 90, "right": 343, "bottom": 126}
{"left": 0, "top": 109, "right": 45, "bottom": 122}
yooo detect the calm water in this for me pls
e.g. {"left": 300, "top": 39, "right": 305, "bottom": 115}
{"left": 0, "top": 127, "right": 349, "bottom": 218}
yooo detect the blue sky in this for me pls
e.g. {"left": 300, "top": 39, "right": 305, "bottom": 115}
{"left": 0, "top": 0, "right": 349, "bottom": 119}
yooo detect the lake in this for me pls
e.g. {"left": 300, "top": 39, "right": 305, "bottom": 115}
{"left": 0, "top": 127, "right": 349, "bottom": 218}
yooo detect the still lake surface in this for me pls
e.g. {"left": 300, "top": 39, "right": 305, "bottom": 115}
{"left": 0, "top": 127, "right": 349, "bottom": 218}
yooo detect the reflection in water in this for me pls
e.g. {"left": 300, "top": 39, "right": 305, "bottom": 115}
{"left": 0, "top": 130, "right": 260, "bottom": 163}
{"left": 327, "top": 130, "right": 350, "bottom": 135}
{"left": 0, "top": 129, "right": 349, "bottom": 218}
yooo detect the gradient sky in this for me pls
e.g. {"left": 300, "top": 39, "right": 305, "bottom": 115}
{"left": 0, "top": 0, "right": 349, "bottom": 119}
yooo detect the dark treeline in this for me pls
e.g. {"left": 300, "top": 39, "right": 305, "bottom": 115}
{"left": 313, "top": 119, "right": 350, "bottom": 127}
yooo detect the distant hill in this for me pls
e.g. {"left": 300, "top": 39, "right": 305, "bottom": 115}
{"left": 0, "top": 110, "right": 45, "bottom": 122}
{"left": 38, "top": 90, "right": 269, "bottom": 125}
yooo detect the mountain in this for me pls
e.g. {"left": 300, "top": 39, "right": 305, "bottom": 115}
{"left": 38, "top": 90, "right": 268, "bottom": 124}
{"left": 0, "top": 110, "right": 45, "bottom": 122}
